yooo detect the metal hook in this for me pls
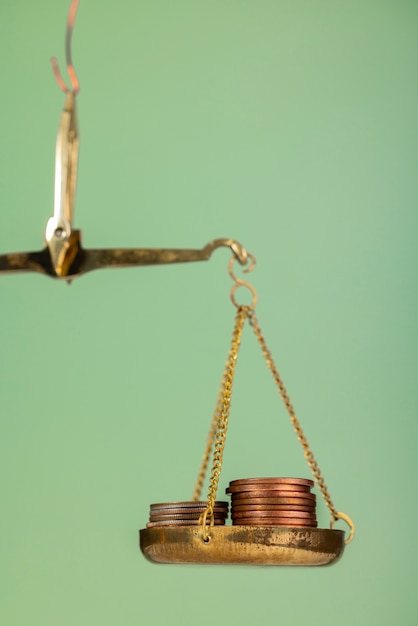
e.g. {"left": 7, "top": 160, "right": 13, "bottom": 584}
{"left": 330, "top": 511, "right": 355, "bottom": 545}
{"left": 228, "top": 253, "right": 258, "bottom": 309}
{"left": 51, "top": 0, "right": 80, "bottom": 95}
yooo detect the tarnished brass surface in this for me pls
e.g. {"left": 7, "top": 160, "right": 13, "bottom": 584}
{"left": 139, "top": 525, "right": 345, "bottom": 566}
{"left": 0, "top": 237, "right": 249, "bottom": 281}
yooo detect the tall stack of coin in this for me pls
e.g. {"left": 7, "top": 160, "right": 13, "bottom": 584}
{"left": 226, "top": 478, "right": 317, "bottom": 527}
{"left": 147, "top": 501, "right": 229, "bottom": 528}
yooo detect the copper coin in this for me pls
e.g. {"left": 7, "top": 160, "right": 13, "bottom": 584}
{"left": 226, "top": 484, "right": 311, "bottom": 494}
{"left": 232, "top": 519, "right": 318, "bottom": 527}
{"left": 229, "top": 477, "right": 314, "bottom": 488}
{"left": 146, "top": 519, "right": 225, "bottom": 527}
{"left": 229, "top": 490, "right": 316, "bottom": 501}
{"left": 231, "top": 510, "right": 316, "bottom": 519}
{"left": 150, "top": 501, "right": 228, "bottom": 509}
{"left": 231, "top": 504, "right": 315, "bottom": 512}
{"left": 233, "top": 520, "right": 318, "bottom": 528}
{"left": 232, "top": 516, "right": 317, "bottom": 524}
{"left": 229, "top": 495, "right": 315, "bottom": 504}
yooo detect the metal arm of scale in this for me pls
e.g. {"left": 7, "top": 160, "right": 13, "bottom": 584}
{"left": 0, "top": 1, "right": 250, "bottom": 283}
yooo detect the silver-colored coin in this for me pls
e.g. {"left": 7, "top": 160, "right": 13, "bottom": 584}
{"left": 146, "top": 519, "right": 225, "bottom": 528}
{"left": 150, "top": 512, "right": 227, "bottom": 521}
{"left": 150, "top": 501, "right": 228, "bottom": 510}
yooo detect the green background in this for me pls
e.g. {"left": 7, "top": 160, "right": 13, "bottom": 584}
{"left": 1, "top": 1, "right": 417, "bottom": 624}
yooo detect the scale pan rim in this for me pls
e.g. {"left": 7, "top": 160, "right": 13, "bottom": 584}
{"left": 139, "top": 525, "right": 345, "bottom": 566}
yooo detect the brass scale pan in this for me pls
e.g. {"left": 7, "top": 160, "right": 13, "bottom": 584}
{"left": 140, "top": 479, "right": 345, "bottom": 566}
{"left": 140, "top": 526, "right": 345, "bottom": 566}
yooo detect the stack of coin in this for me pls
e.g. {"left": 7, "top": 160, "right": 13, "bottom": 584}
{"left": 226, "top": 478, "right": 317, "bottom": 527}
{"left": 147, "top": 501, "right": 229, "bottom": 528}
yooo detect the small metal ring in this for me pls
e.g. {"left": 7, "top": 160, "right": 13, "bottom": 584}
{"left": 330, "top": 511, "right": 355, "bottom": 545}
{"left": 228, "top": 253, "right": 257, "bottom": 309}
{"left": 230, "top": 282, "right": 258, "bottom": 310}
{"left": 199, "top": 508, "right": 214, "bottom": 542}
{"left": 228, "top": 253, "right": 256, "bottom": 283}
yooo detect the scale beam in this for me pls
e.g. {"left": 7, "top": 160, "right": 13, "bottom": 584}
{"left": 0, "top": 236, "right": 249, "bottom": 281}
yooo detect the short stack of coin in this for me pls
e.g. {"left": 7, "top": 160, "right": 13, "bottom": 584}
{"left": 226, "top": 478, "right": 317, "bottom": 527}
{"left": 146, "top": 501, "right": 229, "bottom": 528}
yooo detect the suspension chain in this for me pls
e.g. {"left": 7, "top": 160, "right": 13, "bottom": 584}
{"left": 192, "top": 406, "right": 219, "bottom": 500}
{"left": 199, "top": 307, "right": 247, "bottom": 540}
{"left": 246, "top": 308, "right": 339, "bottom": 520}
{"left": 196, "top": 254, "right": 354, "bottom": 544}
{"left": 193, "top": 359, "right": 231, "bottom": 501}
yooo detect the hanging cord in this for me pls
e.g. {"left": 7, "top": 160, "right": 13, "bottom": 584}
{"left": 198, "top": 254, "right": 354, "bottom": 545}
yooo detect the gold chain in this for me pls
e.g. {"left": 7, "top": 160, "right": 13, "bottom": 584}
{"left": 198, "top": 307, "right": 247, "bottom": 540}
{"left": 192, "top": 411, "right": 218, "bottom": 501}
{"left": 197, "top": 255, "right": 354, "bottom": 544}
{"left": 193, "top": 360, "right": 231, "bottom": 501}
{"left": 246, "top": 308, "right": 339, "bottom": 520}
